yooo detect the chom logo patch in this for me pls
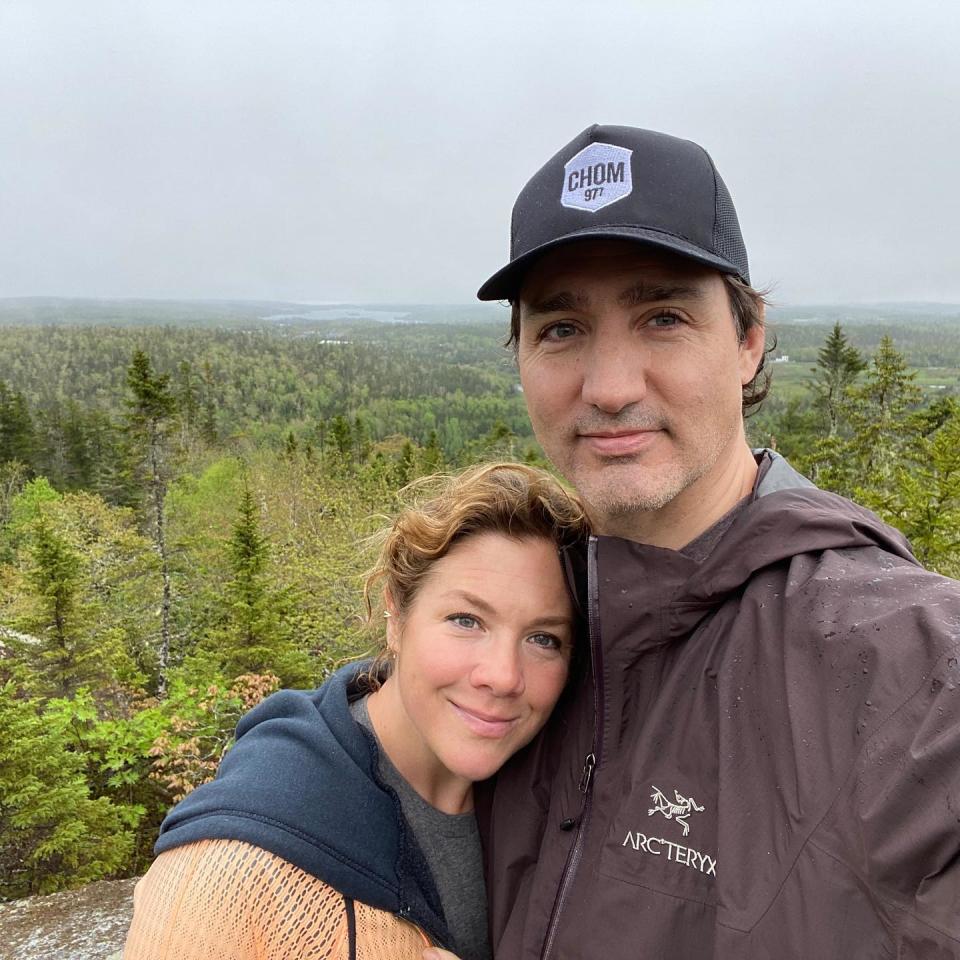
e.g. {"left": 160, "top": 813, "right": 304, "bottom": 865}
{"left": 561, "top": 142, "right": 633, "bottom": 213}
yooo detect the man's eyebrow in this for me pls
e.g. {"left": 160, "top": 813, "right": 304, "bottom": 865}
{"left": 618, "top": 282, "right": 706, "bottom": 307}
{"left": 522, "top": 291, "right": 589, "bottom": 319}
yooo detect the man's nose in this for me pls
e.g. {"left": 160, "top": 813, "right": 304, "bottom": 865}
{"left": 580, "top": 332, "right": 647, "bottom": 413}
{"left": 471, "top": 640, "right": 524, "bottom": 697}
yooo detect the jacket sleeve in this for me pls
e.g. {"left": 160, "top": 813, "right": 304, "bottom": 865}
{"left": 122, "top": 839, "right": 350, "bottom": 960}
{"left": 814, "top": 583, "right": 960, "bottom": 952}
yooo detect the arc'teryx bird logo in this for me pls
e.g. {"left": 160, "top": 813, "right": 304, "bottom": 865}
{"left": 648, "top": 785, "right": 704, "bottom": 837}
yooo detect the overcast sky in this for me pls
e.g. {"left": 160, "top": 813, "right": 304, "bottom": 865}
{"left": 1, "top": 0, "right": 958, "bottom": 305}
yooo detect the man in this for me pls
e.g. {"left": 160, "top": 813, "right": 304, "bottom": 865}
{"left": 432, "top": 125, "right": 960, "bottom": 958}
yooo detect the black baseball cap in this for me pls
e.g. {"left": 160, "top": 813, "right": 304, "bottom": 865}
{"left": 477, "top": 124, "right": 750, "bottom": 301}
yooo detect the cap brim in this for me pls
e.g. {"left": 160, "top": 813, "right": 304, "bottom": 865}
{"left": 476, "top": 226, "right": 745, "bottom": 301}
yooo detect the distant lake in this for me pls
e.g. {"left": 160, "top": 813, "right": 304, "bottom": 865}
{"left": 261, "top": 307, "right": 412, "bottom": 323}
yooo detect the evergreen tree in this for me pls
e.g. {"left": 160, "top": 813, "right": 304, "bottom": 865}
{"left": 394, "top": 439, "right": 415, "bottom": 486}
{"left": 125, "top": 350, "right": 178, "bottom": 696}
{"left": 0, "top": 683, "right": 136, "bottom": 897}
{"left": 329, "top": 415, "right": 353, "bottom": 459}
{"left": 848, "top": 336, "right": 922, "bottom": 488}
{"left": 810, "top": 322, "right": 866, "bottom": 436}
{"left": 175, "top": 360, "right": 201, "bottom": 437}
{"left": 353, "top": 415, "right": 371, "bottom": 463}
{"left": 200, "top": 361, "right": 219, "bottom": 445}
{"left": 421, "top": 429, "right": 445, "bottom": 474}
{"left": 806, "top": 335, "right": 921, "bottom": 499}
{"left": 864, "top": 401, "right": 960, "bottom": 577}
{"left": 211, "top": 484, "right": 312, "bottom": 685}
{"left": 61, "top": 401, "right": 94, "bottom": 490}
{"left": 0, "top": 460, "right": 30, "bottom": 549}
{"left": 13, "top": 512, "right": 102, "bottom": 697}
{"left": 0, "top": 380, "right": 36, "bottom": 468}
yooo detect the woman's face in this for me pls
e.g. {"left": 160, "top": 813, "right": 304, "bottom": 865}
{"left": 386, "top": 532, "right": 574, "bottom": 792}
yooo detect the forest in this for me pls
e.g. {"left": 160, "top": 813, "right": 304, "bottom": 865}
{"left": 1, "top": 300, "right": 959, "bottom": 900}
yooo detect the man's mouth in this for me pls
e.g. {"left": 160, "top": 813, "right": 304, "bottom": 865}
{"left": 578, "top": 429, "right": 661, "bottom": 456}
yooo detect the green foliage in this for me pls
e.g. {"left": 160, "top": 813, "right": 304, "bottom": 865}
{"left": 4, "top": 490, "right": 155, "bottom": 697}
{"left": 203, "top": 483, "right": 314, "bottom": 686}
{"left": 797, "top": 336, "right": 924, "bottom": 499}
{"left": 3, "top": 307, "right": 960, "bottom": 900}
{"left": 125, "top": 350, "right": 177, "bottom": 431}
{"left": 810, "top": 321, "right": 866, "bottom": 436}
{"left": 0, "top": 380, "right": 35, "bottom": 466}
{"left": 0, "top": 682, "right": 139, "bottom": 898}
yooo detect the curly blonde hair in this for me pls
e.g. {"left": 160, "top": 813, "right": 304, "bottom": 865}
{"left": 361, "top": 461, "right": 588, "bottom": 686}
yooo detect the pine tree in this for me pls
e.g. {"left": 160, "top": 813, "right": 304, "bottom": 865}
{"left": 864, "top": 399, "right": 960, "bottom": 577}
{"left": 353, "top": 415, "right": 371, "bottom": 463}
{"left": 810, "top": 322, "right": 866, "bottom": 436}
{"left": 394, "top": 439, "right": 415, "bottom": 486}
{"left": 848, "top": 336, "right": 922, "bottom": 489}
{"left": 125, "top": 350, "right": 178, "bottom": 696}
{"left": 212, "top": 484, "right": 312, "bottom": 685}
{"left": 329, "top": 415, "right": 353, "bottom": 459}
{"left": 200, "top": 361, "right": 219, "bottom": 446}
{"left": 14, "top": 511, "right": 103, "bottom": 697}
{"left": 175, "top": 360, "right": 201, "bottom": 438}
{"left": 0, "top": 380, "right": 36, "bottom": 468}
{"left": 0, "top": 683, "right": 136, "bottom": 897}
{"left": 61, "top": 401, "right": 93, "bottom": 490}
{"left": 420, "top": 429, "right": 445, "bottom": 474}
{"left": 807, "top": 335, "right": 921, "bottom": 500}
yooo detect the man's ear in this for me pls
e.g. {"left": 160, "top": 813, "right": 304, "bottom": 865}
{"left": 738, "top": 311, "right": 767, "bottom": 387}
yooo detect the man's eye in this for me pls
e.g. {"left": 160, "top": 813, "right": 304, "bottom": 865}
{"left": 541, "top": 321, "right": 579, "bottom": 341}
{"left": 448, "top": 613, "right": 480, "bottom": 630}
{"left": 650, "top": 312, "right": 682, "bottom": 328}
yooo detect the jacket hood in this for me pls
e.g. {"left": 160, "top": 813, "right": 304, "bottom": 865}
{"left": 595, "top": 452, "right": 918, "bottom": 651}
{"left": 155, "top": 663, "right": 445, "bottom": 938}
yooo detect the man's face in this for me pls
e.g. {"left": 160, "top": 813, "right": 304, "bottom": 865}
{"left": 516, "top": 241, "right": 765, "bottom": 534}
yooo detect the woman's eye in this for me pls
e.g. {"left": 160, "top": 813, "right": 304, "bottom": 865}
{"left": 448, "top": 613, "right": 480, "bottom": 630}
{"left": 540, "top": 321, "right": 579, "bottom": 342}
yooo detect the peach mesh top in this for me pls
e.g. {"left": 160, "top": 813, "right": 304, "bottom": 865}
{"left": 123, "top": 838, "right": 432, "bottom": 960}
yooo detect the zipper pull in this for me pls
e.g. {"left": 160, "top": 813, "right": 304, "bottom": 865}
{"left": 578, "top": 752, "right": 596, "bottom": 794}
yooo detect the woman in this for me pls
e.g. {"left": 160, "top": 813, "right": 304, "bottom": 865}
{"left": 123, "top": 462, "right": 586, "bottom": 960}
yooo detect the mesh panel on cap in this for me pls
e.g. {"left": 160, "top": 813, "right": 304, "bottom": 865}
{"left": 712, "top": 173, "right": 750, "bottom": 283}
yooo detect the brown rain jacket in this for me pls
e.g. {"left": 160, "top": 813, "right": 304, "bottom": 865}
{"left": 479, "top": 453, "right": 960, "bottom": 959}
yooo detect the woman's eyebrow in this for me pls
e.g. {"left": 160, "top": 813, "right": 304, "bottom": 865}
{"left": 440, "top": 589, "right": 497, "bottom": 613}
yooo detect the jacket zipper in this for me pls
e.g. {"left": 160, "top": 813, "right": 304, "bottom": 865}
{"left": 541, "top": 536, "right": 604, "bottom": 960}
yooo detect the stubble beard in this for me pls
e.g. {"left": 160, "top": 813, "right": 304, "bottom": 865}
{"left": 555, "top": 418, "right": 739, "bottom": 534}
{"left": 575, "top": 455, "right": 710, "bottom": 527}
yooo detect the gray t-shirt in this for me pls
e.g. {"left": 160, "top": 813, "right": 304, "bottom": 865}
{"left": 350, "top": 695, "right": 491, "bottom": 960}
